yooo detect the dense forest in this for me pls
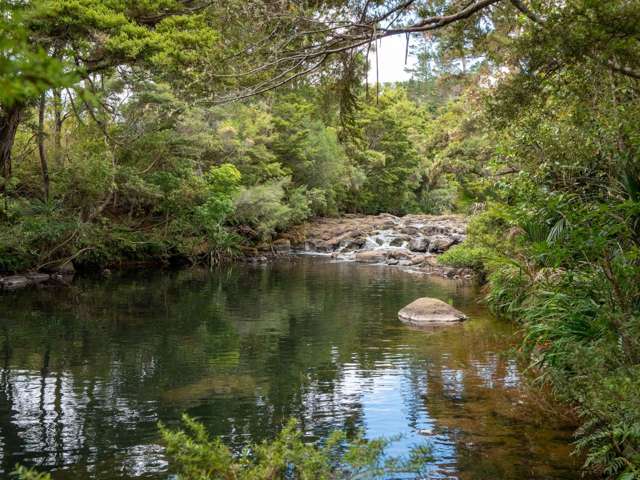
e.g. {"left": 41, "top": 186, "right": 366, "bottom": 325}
{"left": 2, "top": 0, "right": 640, "bottom": 478}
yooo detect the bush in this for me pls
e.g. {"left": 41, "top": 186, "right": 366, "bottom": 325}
{"left": 232, "top": 178, "right": 313, "bottom": 241}
{"left": 438, "top": 244, "right": 493, "bottom": 272}
{"left": 484, "top": 263, "right": 531, "bottom": 318}
{"left": 478, "top": 205, "right": 640, "bottom": 478}
{"left": 160, "top": 415, "right": 433, "bottom": 480}
{"left": 12, "top": 465, "right": 52, "bottom": 480}
{"left": 14, "top": 416, "right": 433, "bottom": 480}
{"left": 517, "top": 268, "right": 640, "bottom": 479}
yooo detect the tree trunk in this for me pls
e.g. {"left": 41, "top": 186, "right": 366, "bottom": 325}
{"left": 0, "top": 103, "right": 23, "bottom": 190}
{"left": 53, "top": 89, "right": 63, "bottom": 165}
{"left": 38, "top": 94, "right": 50, "bottom": 202}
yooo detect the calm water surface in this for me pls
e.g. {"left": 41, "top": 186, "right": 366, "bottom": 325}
{"left": 0, "top": 258, "right": 581, "bottom": 479}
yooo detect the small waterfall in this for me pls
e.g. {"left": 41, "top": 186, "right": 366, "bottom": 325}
{"left": 293, "top": 215, "right": 474, "bottom": 279}
{"left": 299, "top": 215, "right": 466, "bottom": 263}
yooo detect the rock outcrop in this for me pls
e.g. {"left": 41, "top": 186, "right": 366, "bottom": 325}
{"left": 354, "top": 250, "right": 388, "bottom": 263}
{"left": 0, "top": 272, "right": 54, "bottom": 291}
{"left": 286, "top": 214, "right": 474, "bottom": 280}
{"left": 272, "top": 238, "right": 291, "bottom": 254}
{"left": 0, "top": 262, "right": 76, "bottom": 291}
{"left": 398, "top": 297, "right": 467, "bottom": 325}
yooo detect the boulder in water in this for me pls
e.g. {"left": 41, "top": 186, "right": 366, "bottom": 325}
{"left": 427, "top": 235, "right": 456, "bottom": 253}
{"left": 388, "top": 249, "right": 412, "bottom": 260}
{"left": 355, "top": 250, "right": 388, "bottom": 263}
{"left": 398, "top": 297, "right": 467, "bottom": 325}
{"left": 409, "top": 236, "right": 429, "bottom": 252}
{"left": 401, "top": 254, "right": 427, "bottom": 266}
{"left": 339, "top": 235, "right": 366, "bottom": 251}
{"left": 272, "top": 238, "right": 291, "bottom": 254}
{"left": 389, "top": 235, "right": 410, "bottom": 247}
{"left": 26, "top": 273, "right": 50, "bottom": 284}
{"left": 1, "top": 275, "right": 30, "bottom": 290}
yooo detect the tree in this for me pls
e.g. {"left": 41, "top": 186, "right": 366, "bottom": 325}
{"left": 0, "top": 0, "right": 219, "bottom": 187}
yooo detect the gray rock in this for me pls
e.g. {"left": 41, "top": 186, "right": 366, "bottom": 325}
{"left": 49, "top": 273, "right": 74, "bottom": 285}
{"left": 451, "top": 234, "right": 466, "bottom": 244}
{"left": 420, "top": 225, "right": 441, "bottom": 236}
{"left": 405, "top": 254, "right": 427, "bottom": 266}
{"left": 272, "top": 239, "right": 291, "bottom": 254}
{"left": 400, "top": 226, "right": 419, "bottom": 236}
{"left": 304, "top": 240, "right": 322, "bottom": 252}
{"left": 398, "top": 297, "right": 467, "bottom": 325}
{"left": 26, "top": 273, "right": 50, "bottom": 284}
{"left": 339, "top": 236, "right": 366, "bottom": 251}
{"left": 1, "top": 275, "right": 31, "bottom": 290}
{"left": 389, "top": 236, "right": 409, "bottom": 247}
{"left": 427, "top": 235, "right": 456, "bottom": 253}
{"left": 355, "top": 250, "right": 388, "bottom": 263}
{"left": 388, "top": 249, "right": 412, "bottom": 260}
{"left": 409, "top": 236, "right": 429, "bottom": 252}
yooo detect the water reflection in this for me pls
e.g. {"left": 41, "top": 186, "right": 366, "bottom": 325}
{"left": 0, "top": 258, "right": 581, "bottom": 479}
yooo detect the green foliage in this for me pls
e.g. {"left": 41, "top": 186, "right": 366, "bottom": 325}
{"left": 514, "top": 261, "right": 640, "bottom": 479}
{"left": 0, "top": 13, "right": 70, "bottom": 107}
{"left": 11, "top": 465, "right": 52, "bottom": 480}
{"left": 160, "top": 414, "right": 433, "bottom": 480}
{"left": 438, "top": 244, "right": 493, "bottom": 272}
{"left": 476, "top": 193, "right": 640, "bottom": 478}
{"left": 196, "top": 164, "right": 242, "bottom": 236}
{"left": 347, "top": 88, "right": 422, "bottom": 214}
{"left": 233, "top": 178, "right": 311, "bottom": 241}
{"left": 0, "top": 199, "right": 79, "bottom": 272}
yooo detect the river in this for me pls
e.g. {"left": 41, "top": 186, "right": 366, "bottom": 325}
{"left": 0, "top": 257, "right": 581, "bottom": 479}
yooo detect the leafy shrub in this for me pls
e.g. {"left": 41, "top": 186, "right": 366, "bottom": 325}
{"left": 484, "top": 263, "right": 531, "bottom": 318}
{"left": 0, "top": 201, "right": 79, "bottom": 273}
{"left": 479, "top": 199, "right": 640, "bottom": 478}
{"left": 232, "top": 178, "right": 313, "bottom": 241}
{"left": 11, "top": 466, "right": 52, "bottom": 480}
{"left": 13, "top": 416, "right": 433, "bottom": 480}
{"left": 160, "top": 415, "right": 433, "bottom": 480}
{"left": 233, "top": 179, "right": 294, "bottom": 241}
{"left": 517, "top": 269, "right": 640, "bottom": 479}
{"left": 418, "top": 185, "right": 457, "bottom": 214}
{"left": 438, "top": 244, "right": 493, "bottom": 272}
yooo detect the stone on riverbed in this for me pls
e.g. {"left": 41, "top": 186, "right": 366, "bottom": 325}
{"left": 409, "top": 236, "right": 429, "bottom": 252}
{"left": 1, "top": 275, "right": 30, "bottom": 290}
{"left": 355, "top": 250, "right": 388, "bottom": 263}
{"left": 26, "top": 273, "right": 50, "bottom": 284}
{"left": 427, "top": 235, "right": 457, "bottom": 253}
{"left": 398, "top": 297, "right": 467, "bottom": 325}
{"left": 272, "top": 238, "right": 291, "bottom": 254}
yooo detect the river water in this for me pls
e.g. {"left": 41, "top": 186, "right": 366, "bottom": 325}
{"left": 0, "top": 257, "right": 581, "bottom": 479}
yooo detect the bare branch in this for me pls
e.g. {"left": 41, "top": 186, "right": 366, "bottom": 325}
{"left": 209, "top": 0, "right": 503, "bottom": 103}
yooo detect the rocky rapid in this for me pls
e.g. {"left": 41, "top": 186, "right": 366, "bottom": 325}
{"left": 285, "top": 214, "right": 475, "bottom": 280}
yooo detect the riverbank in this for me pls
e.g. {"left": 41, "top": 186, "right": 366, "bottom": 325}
{"left": 0, "top": 213, "right": 476, "bottom": 291}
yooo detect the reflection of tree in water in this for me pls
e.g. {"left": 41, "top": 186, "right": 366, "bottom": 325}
{"left": 0, "top": 259, "right": 579, "bottom": 479}
{"left": 406, "top": 322, "right": 582, "bottom": 480}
